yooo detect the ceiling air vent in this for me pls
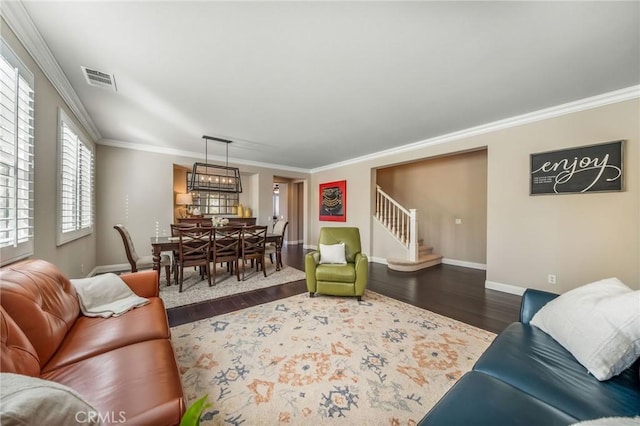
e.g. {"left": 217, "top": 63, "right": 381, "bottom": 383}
{"left": 81, "top": 66, "right": 117, "bottom": 91}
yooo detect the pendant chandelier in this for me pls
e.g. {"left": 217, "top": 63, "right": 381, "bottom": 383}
{"left": 189, "top": 135, "right": 242, "bottom": 193}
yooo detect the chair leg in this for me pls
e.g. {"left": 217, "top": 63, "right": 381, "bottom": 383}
{"left": 269, "top": 253, "right": 274, "bottom": 264}
{"left": 357, "top": 296, "right": 362, "bottom": 302}
{"left": 164, "top": 265, "right": 171, "bottom": 286}
{"left": 206, "top": 262, "right": 212, "bottom": 287}
{"left": 179, "top": 267, "right": 184, "bottom": 293}
{"left": 261, "top": 258, "right": 267, "bottom": 277}
{"left": 309, "top": 292, "right": 315, "bottom": 298}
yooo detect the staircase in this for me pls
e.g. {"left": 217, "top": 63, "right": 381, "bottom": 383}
{"left": 375, "top": 185, "right": 442, "bottom": 272}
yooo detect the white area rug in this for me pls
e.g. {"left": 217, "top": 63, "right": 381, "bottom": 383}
{"left": 160, "top": 263, "right": 306, "bottom": 309}
{"left": 172, "top": 290, "right": 496, "bottom": 424}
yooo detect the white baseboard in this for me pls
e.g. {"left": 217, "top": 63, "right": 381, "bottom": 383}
{"left": 442, "top": 258, "right": 486, "bottom": 270}
{"left": 485, "top": 280, "right": 526, "bottom": 296}
{"left": 369, "top": 256, "right": 387, "bottom": 265}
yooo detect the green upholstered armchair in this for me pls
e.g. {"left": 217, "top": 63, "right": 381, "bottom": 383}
{"left": 305, "top": 227, "right": 368, "bottom": 301}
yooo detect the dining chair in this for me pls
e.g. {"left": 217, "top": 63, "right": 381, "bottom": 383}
{"left": 212, "top": 226, "right": 242, "bottom": 283}
{"left": 170, "top": 223, "right": 198, "bottom": 284}
{"left": 176, "top": 227, "right": 213, "bottom": 292}
{"left": 114, "top": 224, "right": 171, "bottom": 285}
{"left": 265, "top": 220, "right": 288, "bottom": 269}
{"left": 240, "top": 225, "right": 268, "bottom": 280}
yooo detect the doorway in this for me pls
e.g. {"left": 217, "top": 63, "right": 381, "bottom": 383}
{"left": 273, "top": 177, "right": 305, "bottom": 245}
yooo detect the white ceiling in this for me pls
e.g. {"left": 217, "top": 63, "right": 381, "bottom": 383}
{"left": 14, "top": 1, "right": 640, "bottom": 170}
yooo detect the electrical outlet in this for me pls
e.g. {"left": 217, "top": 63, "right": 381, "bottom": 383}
{"left": 455, "top": 218, "right": 462, "bottom": 225}
{"left": 547, "top": 274, "right": 556, "bottom": 284}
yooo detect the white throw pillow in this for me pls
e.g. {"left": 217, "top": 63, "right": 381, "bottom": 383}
{"left": 319, "top": 243, "right": 347, "bottom": 264}
{"left": 530, "top": 278, "right": 640, "bottom": 381}
{"left": 0, "top": 373, "right": 102, "bottom": 425}
{"left": 571, "top": 417, "right": 640, "bottom": 426}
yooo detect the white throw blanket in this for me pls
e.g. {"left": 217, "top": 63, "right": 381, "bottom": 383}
{"left": 71, "top": 273, "right": 149, "bottom": 318}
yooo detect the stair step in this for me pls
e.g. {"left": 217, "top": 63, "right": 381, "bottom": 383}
{"left": 419, "top": 245, "right": 433, "bottom": 255}
{"left": 387, "top": 253, "right": 443, "bottom": 272}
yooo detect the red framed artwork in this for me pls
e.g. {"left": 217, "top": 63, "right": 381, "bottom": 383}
{"left": 319, "top": 180, "right": 346, "bottom": 222}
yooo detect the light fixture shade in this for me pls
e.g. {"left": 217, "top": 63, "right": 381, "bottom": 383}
{"left": 188, "top": 162, "right": 243, "bottom": 193}
{"left": 176, "top": 193, "right": 193, "bottom": 205}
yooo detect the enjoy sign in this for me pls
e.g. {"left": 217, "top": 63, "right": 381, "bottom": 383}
{"left": 530, "top": 141, "right": 624, "bottom": 195}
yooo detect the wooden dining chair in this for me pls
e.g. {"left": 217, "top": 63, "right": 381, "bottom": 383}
{"left": 265, "top": 220, "right": 288, "bottom": 269}
{"left": 212, "top": 226, "right": 242, "bottom": 283}
{"left": 176, "top": 227, "right": 213, "bottom": 292}
{"left": 170, "top": 223, "right": 198, "bottom": 284}
{"left": 114, "top": 224, "right": 171, "bottom": 285}
{"left": 240, "top": 225, "right": 268, "bottom": 280}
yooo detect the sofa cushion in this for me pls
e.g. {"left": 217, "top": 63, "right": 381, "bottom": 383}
{"left": 41, "top": 339, "right": 185, "bottom": 426}
{"left": 0, "top": 260, "right": 80, "bottom": 367}
{"left": 0, "top": 307, "right": 40, "bottom": 377}
{"left": 42, "top": 298, "right": 170, "bottom": 372}
{"left": 0, "top": 373, "right": 101, "bottom": 426}
{"left": 530, "top": 278, "right": 640, "bottom": 381}
{"left": 418, "top": 371, "right": 578, "bottom": 426}
{"left": 473, "top": 323, "right": 640, "bottom": 420}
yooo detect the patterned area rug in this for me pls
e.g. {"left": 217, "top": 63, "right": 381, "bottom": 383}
{"left": 172, "top": 290, "right": 495, "bottom": 425}
{"left": 160, "top": 263, "right": 306, "bottom": 309}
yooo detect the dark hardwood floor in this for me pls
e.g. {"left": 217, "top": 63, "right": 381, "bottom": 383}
{"left": 167, "top": 245, "right": 522, "bottom": 334}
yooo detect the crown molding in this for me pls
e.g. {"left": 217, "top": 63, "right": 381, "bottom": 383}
{"left": 99, "top": 138, "right": 311, "bottom": 174}
{"left": 1, "top": 1, "right": 102, "bottom": 141}
{"left": 311, "top": 85, "right": 640, "bottom": 173}
{"left": 4, "top": 0, "right": 635, "bottom": 172}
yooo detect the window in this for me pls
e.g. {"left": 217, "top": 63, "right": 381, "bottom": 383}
{"left": 57, "top": 109, "right": 94, "bottom": 245}
{"left": 0, "top": 39, "right": 35, "bottom": 266}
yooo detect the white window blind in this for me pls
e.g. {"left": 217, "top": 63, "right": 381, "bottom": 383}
{"left": 0, "top": 40, "right": 35, "bottom": 266}
{"left": 57, "top": 109, "right": 94, "bottom": 245}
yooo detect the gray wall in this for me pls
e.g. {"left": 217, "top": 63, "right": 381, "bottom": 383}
{"left": 310, "top": 99, "right": 639, "bottom": 293}
{"left": 2, "top": 19, "right": 96, "bottom": 278}
{"left": 96, "top": 144, "right": 309, "bottom": 267}
{"left": 377, "top": 149, "right": 488, "bottom": 265}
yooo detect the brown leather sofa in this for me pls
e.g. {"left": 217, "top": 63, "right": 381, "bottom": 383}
{"left": 0, "top": 259, "right": 185, "bottom": 425}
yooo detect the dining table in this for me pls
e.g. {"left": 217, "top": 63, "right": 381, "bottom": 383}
{"left": 150, "top": 232, "right": 281, "bottom": 286}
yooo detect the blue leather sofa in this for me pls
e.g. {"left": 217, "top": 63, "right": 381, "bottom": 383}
{"left": 419, "top": 289, "right": 640, "bottom": 425}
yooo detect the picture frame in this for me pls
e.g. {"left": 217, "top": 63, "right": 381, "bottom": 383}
{"left": 530, "top": 140, "right": 624, "bottom": 195}
{"left": 319, "top": 180, "right": 346, "bottom": 222}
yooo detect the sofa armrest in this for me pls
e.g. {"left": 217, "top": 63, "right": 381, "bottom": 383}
{"left": 519, "top": 289, "right": 559, "bottom": 324}
{"left": 119, "top": 270, "right": 159, "bottom": 298}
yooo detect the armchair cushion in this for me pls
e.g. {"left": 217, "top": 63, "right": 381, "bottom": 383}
{"left": 316, "top": 264, "right": 356, "bottom": 283}
{"left": 319, "top": 243, "right": 347, "bottom": 264}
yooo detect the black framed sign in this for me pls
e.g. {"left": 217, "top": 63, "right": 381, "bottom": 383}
{"left": 530, "top": 140, "right": 624, "bottom": 195}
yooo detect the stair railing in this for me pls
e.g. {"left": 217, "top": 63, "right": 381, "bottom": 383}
{"left": 375, "top": 185, "right": 418, "bottom": 261}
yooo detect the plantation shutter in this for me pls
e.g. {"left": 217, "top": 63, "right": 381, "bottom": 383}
{"left": 0, "top": 41, "right": 35, "bottom": 265}
{"left": 57, "top": 110, "right": 94, "bottom": 245}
